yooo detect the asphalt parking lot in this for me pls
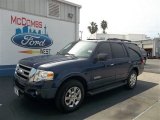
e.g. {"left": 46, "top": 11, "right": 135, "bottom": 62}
{"left": 0, "top": 59, "right": 159, "bottom": 120}
{"left": 144, "top": 59, "right": 160, "bottom": 74}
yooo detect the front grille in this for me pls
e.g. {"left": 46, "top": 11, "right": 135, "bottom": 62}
{"left": 17, "top": 72, "right": 28, "bottom": 80}
{"left": 16, "top": 64, "right": 32, "bottom": 80}
{"left": 19, "top": 64, "right": 31, "bottom": 71}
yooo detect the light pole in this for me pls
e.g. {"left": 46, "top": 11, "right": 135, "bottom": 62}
{"left": 79, "top": 31, "right": 83, "bottom": 40}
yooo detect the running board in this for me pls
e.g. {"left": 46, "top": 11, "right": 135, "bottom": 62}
{"left": 88, "top": 81, "right": 127, "bottom": 95}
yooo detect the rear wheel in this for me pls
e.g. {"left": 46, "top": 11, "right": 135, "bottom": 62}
{"left": 126, "top": 70, "right": 137, "bottom": 89}
{"left": 55, "top": 80, "right": 85, "bottom": 112}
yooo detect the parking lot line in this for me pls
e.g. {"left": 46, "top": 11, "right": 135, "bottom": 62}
{"left": 132, "top": 101, "right": 158, "bottom": 120}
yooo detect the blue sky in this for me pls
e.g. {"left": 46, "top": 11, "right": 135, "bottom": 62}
{"left": 68, "top": 0, "right": 160, "bottom": 39}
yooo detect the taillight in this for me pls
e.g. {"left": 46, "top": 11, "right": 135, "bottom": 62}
{"left": 141, "top": 58, "right": 144, "bottom": 64}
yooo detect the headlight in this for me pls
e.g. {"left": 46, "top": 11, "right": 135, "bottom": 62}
{"left": 15, "top": 64, "right": 19, "bottom": 73}
{"left": 29, "top": 69, "right": 54, "bottom": 82}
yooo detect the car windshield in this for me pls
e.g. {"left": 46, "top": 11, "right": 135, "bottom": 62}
{"left": 57, "top": 41, "right": 97, "bottom": 58}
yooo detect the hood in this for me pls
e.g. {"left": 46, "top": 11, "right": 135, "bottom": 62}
{"left": 19, "top": 55, "right": 77, "bottom": 68}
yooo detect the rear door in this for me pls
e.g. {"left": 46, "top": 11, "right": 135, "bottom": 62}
{"left": 127, "top": 43, "right": 144, "bottom": 73}
{"left": 110, "top": 42, "right": 131, "bottom": 81}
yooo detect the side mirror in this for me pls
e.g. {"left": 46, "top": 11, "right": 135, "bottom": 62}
{"left": 96, "top": 53, "right": 108, "bottom": 61}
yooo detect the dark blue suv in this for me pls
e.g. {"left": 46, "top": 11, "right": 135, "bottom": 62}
{"left": 13, "top": 39, "right": 144, "bottom": 112}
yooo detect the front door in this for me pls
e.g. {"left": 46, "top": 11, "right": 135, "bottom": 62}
{"left": 90, "top": 42, "right": 116, "bottom": 89}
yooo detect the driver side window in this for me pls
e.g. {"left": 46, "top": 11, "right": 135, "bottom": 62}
{"left": 97, "top": 43, "right": 112, "bottom": 59}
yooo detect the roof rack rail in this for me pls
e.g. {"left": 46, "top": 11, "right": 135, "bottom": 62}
{"left": 107, "top": 38, "right": 131, "bottom": 42}
{"left": 87, "top": 38, "right": 106, "bottom": 40}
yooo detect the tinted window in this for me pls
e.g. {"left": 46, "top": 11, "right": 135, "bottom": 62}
{"left": 128, "top": 48, "right": 141, "bottom": 60}
{"left": 127, "top": 44, "right": 141, "bottom": 60}
{"left": 97, "top": 43, "right": 112, "bottom": 58}
{"left": 111, "top": 43, "right": 127, "bottom": 58}
{"left": 127, "top": 44, "right": 141, "bottom": 54}
{"left": 140, "top": 48, "right": 147, "bottom": 57}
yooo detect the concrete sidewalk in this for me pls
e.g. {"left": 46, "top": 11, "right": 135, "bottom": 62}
{"left": 85, "top": 72, "right": 160, "bottom": 120}
{"left": 133, "top": 72, "right": 160, "bottom": 120}
{"left": 133, "top": 101, "right": 160, "bottom": 120}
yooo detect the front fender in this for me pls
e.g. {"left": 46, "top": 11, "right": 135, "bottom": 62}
{"left": 54, "top": 71, "right": 88, "bottom": 88}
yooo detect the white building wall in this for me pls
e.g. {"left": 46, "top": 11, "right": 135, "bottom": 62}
{"left": 96, "top": 34, "right": 125, "bottom": 40}
{"left": 125, "top": 34, "right": 147, "bottom": 41}
{"left": 96, "top": 34, "right": 107, "bottom": 39}
{"left": 0, "top": 8, "right": 76, "bottom": 65}
{"left": 96, "top": 33, "right": 148, "bottom": 41}
{"left": 0, "top": 0, "right": 48, "bottom": 16}
{"left": 132, "top": 40, "right": 153, "bottom": 48}
{"left": 108, "top": 34, "right": 125, "bottom": 39}
{"left": 153, "top": 38, "right": 160, "bottom": 57}
{"left": 0, "top": 0, "right": 80, "bottom": 23}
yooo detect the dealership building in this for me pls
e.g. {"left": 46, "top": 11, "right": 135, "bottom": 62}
{"left": 96, "top": 33, "right": 160, "bottom": 58}
{"left": 132, "top": 38, "right": 160, "bottom": 58}
{"left": 0, "top": 0, "right": 81, "bottom": 76}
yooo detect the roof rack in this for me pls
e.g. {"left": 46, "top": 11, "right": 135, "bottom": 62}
{"left": 107, "top": 38, "right": 131, "bottom": 42}
{"left": 87, "top": 38, "right": 106, "bottom": 40}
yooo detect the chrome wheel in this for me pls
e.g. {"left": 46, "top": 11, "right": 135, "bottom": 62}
{"left": 129, "top": 73, "right": 137, "bottom": 87}
{"left": 64, "top": 86, "right": 82, "bottom": 108}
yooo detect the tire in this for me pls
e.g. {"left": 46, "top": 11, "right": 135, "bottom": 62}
{"left": 55, "top": 80, "right": 85, "bottom": 112}
{"left": 126, "top": 70, "right": 137, "bottom": 89}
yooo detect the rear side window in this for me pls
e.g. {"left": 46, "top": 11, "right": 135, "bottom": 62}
{"left": 97, "top": 43, "right": 112, "bottom": 58}
{"left": 110, "top": 43, "right": 128, "bottom": 58}
{"left": 127, "top": 44, "right": 141, "bottom": 60}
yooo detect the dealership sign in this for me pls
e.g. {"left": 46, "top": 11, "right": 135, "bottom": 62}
{"left": 11, "top": 33, "right": 53, "bottom": 49}
{"left": 11, "top": 16, "right": 53, "bottom": 49}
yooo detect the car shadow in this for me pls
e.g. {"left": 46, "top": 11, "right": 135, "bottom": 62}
{"left": 7, "top": 80, "right": 158, "bottom": 120}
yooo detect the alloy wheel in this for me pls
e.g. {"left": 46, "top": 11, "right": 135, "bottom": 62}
{"left": 64, "top": 86, "right": 82, "bottom": 108}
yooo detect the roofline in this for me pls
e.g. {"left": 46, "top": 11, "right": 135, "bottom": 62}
{"left": 57, "top": 0, "right": 82, "bottom": 8}
{"left": 133, "top": 39, "right": 153, "bottom": 42}
{"left": 82, "top": 40, "right": 106, "bottom": 42}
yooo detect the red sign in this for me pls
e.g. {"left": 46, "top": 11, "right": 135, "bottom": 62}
{"left": 11, "top": 16, "right": 42, "bottom": 28}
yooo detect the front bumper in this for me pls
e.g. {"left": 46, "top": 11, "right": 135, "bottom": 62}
{"left": 13, "top": 76, "right": 57, "bottom": 99}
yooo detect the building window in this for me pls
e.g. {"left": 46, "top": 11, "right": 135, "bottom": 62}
{"left": 48, "top": 0, "right": 60, "bottom": 18}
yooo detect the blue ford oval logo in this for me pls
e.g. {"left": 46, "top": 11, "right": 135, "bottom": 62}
{"left": 11, "top": 26, "right": 53, "bottom": 49}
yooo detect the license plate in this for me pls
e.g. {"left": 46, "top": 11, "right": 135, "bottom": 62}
{"left": 14, "top": 86, "right": 19, "bottom": 96}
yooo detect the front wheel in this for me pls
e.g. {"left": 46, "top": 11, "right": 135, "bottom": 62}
{"left": 126, "top": 70, "right": 137, "bottom": 89}
{"left": 55, "top": 80, "right": 85, "bottom": 112}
